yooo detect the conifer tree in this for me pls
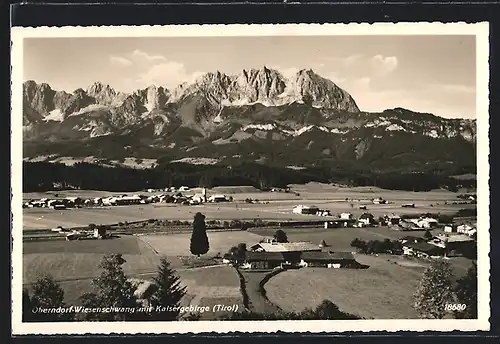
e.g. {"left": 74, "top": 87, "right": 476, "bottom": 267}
{"left": 149, "top": 258, "right": 187, "bottom": 321}
{"left": 190, "top": 212, "right": 209, "bottom": 256}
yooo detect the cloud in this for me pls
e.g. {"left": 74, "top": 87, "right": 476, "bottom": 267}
{"left": 137, "top": 61, "right": 204, "bottom": 89}
{"left": 109, "top": 56, "right": 133, "bottom": 67}
{"left": 429, "top": 83, "right": 476, "bottom": 94}
{"left": 371, "top": 55, "right": 398, "bottom": 75}
{"left": 350, "top": 77, "right": 371, "bottom": 89}
{"left": 131, "top": 49, "right": 167, "bottom": 62}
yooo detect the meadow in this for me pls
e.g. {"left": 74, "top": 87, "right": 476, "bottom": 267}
{"left": 22, "top": 184, "right": 471, "bottom": 230}
{"left": 23, "top": 235, "right": 163, "bottom": 305}
{"left": 265, "top": 254, "right": 424, "bottom": 319}
{"left": 137, "top": 231, "right": 264, "bottom": 257}
{"left": 177, "top": 266, "right": 244, "bottom": 320}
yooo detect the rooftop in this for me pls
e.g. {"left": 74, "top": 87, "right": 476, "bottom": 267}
{"left": 404, "top": 241, "right": 445, "bottom": 254}
{"left": 251, "top": 241, "right": 322, "bottom": 253}
{"left": 438, "top": 233, "right": 475, "bottom": 243}
{"left": 245, "top": 251, "right": 286, "bottom": 261}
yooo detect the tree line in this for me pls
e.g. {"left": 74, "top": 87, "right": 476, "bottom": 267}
{"left": 23, "top": 161, "right": 475, "bottom": 193}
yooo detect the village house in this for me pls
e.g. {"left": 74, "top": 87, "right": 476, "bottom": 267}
{"left": 386, "top": 214, "right": 402, "bottom": 226}
{"left": 444, "top": 224, "right": 458, "bottom": 233}
{"left": 357, "top": 213, "right": 375, "bottom": 227}
{"left": 457, "top": 223, "right": 475, "bottom": 234}
{"left": 340, "top": 212, "right": 354, "bottom": 220}
{"left": 409, "top": 217, "right": 439, "bottom": 229}
{"left": 65, "top": 197, "right": 84, "bottom": 207}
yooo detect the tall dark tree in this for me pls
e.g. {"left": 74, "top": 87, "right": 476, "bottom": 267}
{"left": 454, "top": 262, "right": 478, "bottom": 319}
{"left": 24, "top": 276, "right": 72, "bottom": 322}
{"left": 149, "top": 258, "right": 187, "bottom": 321}
{"left": 273, "top": 229, "right": 288, "bottom": 243}
{"left": 79, "top": 254, "right": 139, "bottom": 321}
{"left": 414, "top": 260, "right": 455, "bottom": 319}
{"left": 190, "top": 212, "right": 210, "bottom": 257}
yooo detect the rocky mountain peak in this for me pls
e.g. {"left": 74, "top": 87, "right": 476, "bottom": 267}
{"left": 22, "top": 80, "right": 56, "bottom": 115}
{"left": 291, "top": 69, "right": 359, "bottom": 112}
{"left": 86, "top": 82, "right": 120, "bottom": 106}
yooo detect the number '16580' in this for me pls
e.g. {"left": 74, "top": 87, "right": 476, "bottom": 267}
{"left": 445, "top": 304, "right": 467, "bottom": 311}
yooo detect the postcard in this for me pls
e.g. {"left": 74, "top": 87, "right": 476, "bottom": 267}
{"left": 11, "top": 23, "right": 490, "bottom": 334}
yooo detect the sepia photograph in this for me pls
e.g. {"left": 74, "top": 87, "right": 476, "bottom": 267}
{"left": 11, "top": 23, "right": 490, "bottom": 334}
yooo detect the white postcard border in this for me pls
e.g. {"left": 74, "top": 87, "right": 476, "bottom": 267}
{"left": 11, "top": 22, "right": 491, "bottom": 335}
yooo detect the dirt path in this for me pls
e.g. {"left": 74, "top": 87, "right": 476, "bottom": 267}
{"left": 239, "top": 270, "right": 281, "bottom": 314}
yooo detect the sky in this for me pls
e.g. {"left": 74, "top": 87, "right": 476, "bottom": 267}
{"left": 23, "top": 35, "right": 476, "bottom": 119}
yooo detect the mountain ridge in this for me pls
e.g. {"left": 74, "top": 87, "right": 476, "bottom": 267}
{"left": 21, "top": 67, "right": 477, "bottom": 175}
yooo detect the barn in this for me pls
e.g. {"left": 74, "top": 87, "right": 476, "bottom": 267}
{"left": 243, "top": 252, "right": 286, "bottom": 270}
{"left": 299, "top": 251, "right": 357, "bottom": 268}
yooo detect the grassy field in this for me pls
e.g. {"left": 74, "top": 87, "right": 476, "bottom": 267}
{"left": 265, "top": 254, "right": 425, "bottom": 319}
{"left": 23, "top": 235, "right": 164, "bottom": 305}
{"left": 137, "top": 231, "right": 264, "bottom": 257}
{"left": 177, "top": 266, "right": 244, "bottom": 320}
{"left": 22, "top": 231, "right": 249, "bottom": 311}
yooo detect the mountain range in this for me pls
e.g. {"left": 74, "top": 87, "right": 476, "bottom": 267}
{"left": 22, "top": 67, "right": 477, "bottom": 174}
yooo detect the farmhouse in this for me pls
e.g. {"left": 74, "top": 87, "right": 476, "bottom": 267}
{"left": 114, "top": 195, "right": 142, "bottom": 205}
{"left": 397, "top": 220, "right": 421, "bottom": 231}
{"left": 372, "top": 197, "right": 387, "bottom": 205}
{"left": 293, "top": 205, "right": 320, "bottom": 215}
{"left": 435, "top": 233, "right": 476, "bottom": 253}
{"left": 242, "top": 251, "right": 286, "bottom": 270}
{"left": 299, "top": 251, "right": 356, "bottom": 268}
{"left": 208, "top": 194, "right": 229, "bottom": 203}
{"left": 324, "top": 218, "right": 357, "bottom": 228}
{"left": 47, "top": 199, "right": 67, "bottom": 209}
{"left": 402, "top": 241, "right": 445, "bottom": 258}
